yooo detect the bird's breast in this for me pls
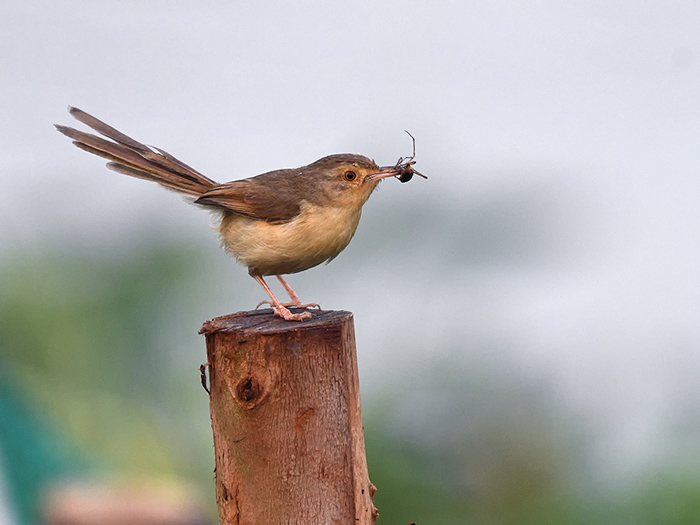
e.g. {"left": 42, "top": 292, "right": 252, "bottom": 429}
{"left": 218, "top": 202, "right": 363, "bottom": 275}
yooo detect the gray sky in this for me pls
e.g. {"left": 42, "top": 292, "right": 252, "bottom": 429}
{"left": 3, "top": 1, "right": 700, "bottom": 483}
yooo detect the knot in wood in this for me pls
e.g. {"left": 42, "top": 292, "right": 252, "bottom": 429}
{"left": 236, "top": 376, "right": 262, "bottom": 403}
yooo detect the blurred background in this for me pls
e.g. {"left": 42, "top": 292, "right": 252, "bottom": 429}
{"left": 2, "top": 1, "right": 700, "bottom": 523}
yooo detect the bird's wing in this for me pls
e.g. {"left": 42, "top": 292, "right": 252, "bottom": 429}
{"left": 194, "top": 170, "right": 308, "bottom": 223}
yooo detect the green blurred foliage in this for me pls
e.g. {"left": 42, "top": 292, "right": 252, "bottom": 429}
{"left": 0, "top": 375, "right": 85, "bottom": 525}
{"left": 0, "top": 244, "right": 216, "bottom": 522}
{"left": 577, "top": 474, "right": 700, "bottom": 525}
{"left": 364, "top": 364, "right": 700, "bottom": 525}
{"left": 364, "top": 363, "right": 581, "bottom": 525}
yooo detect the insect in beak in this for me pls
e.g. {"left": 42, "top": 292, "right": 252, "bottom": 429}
{"left": 366, "top": 130, "right": 428, "bottom": 183}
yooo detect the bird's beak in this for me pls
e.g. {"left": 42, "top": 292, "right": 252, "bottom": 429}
{"left": 366, "top": 166, "right": 400, "bottom": 182}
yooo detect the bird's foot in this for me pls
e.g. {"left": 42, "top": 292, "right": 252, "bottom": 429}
{"left": 289, "top": 301, "right": 321, "bottom": 310}
{"left": 273, "top": 305, "right": 313, "bottom": 322}
{"left": 256, "top": 300, "right": 321, "bottom": 310}
{"left": 250, "top": 274, "right": 316, "bottom": 321}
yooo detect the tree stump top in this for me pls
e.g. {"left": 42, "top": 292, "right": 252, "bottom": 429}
{"left": 199, "top": 309, "right": 353, "bottom": 336}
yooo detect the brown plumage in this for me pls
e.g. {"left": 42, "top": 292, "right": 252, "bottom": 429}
{"left": 56, "top": 107, "right": 412, "bottom": 321}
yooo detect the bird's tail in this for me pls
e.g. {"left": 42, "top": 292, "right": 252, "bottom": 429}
{"left": 55, "top": 107, "right": 218, "bottom": 198}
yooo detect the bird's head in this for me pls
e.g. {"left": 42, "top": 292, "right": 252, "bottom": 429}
{"left": 306, "top": 153, "right": 407, "bottom": 210}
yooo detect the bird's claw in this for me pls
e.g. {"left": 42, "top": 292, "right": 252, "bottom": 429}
{"left": 256, "top": 300, "right": 272, "bottom": 310}
{"left": 273, "top": 306, "right": 312, "bottom": 321}
{"left": 296, "top": 302, "right": 321, "bottom": 310}
{"left": 256, "top": 300, "right": 321, "bottom": 310}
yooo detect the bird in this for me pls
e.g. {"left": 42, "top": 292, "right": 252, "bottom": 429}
{"left": 55, "top": 107, "right": 425, "bottom": 321}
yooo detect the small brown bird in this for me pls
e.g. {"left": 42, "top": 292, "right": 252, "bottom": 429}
{"left": 56, "top": 107, "right": 425, "bottom": 321}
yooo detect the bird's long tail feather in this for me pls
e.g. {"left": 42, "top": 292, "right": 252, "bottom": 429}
{"left": 55, "top": 107, "right": 217, "bottom": 198}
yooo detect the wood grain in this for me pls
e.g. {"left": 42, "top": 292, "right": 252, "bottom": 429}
{"left": 200, "top": 309, "right": 377, "bottom": 525}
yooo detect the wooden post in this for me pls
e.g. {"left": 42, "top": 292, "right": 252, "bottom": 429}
{"left": 199, "top": 309, "right": 377, "bottom": 525}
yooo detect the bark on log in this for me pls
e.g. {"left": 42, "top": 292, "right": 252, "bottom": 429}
{"left": 200, "top": 309, "right": 377, "bottom": 525}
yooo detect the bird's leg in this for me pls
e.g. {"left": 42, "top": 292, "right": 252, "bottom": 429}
{"left": 276, "top": 275, "right": 320, "bottom": 309}
{"left": 251, "top": 273, "right": 311, "bottom": 321}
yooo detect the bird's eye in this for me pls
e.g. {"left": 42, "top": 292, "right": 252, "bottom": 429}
{"left": 344, "top": 171, "right": 357, "bottom": 181}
